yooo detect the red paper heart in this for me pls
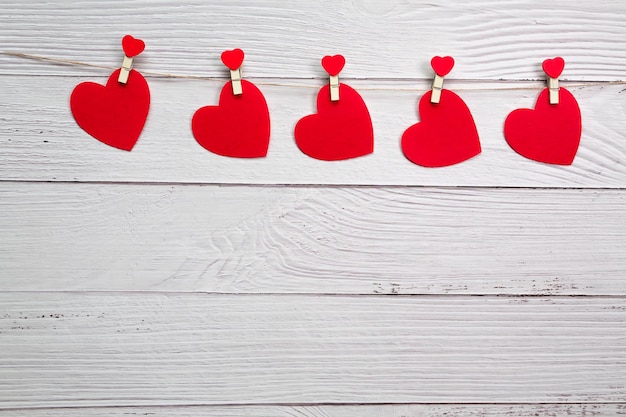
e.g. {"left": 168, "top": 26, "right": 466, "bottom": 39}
{"left": 321, "top": 55, "right": 345, "bottom": 76}
{"left": 70, "top": 69, "right": 150, "bottom": 151}
{"left": 122, "top": 35, "right": 145, "bottom": 58}
{"left": 542, "top": 57, "right": 565, "bottom": 78}
{"left": 401, "top": 90, "right": 481, "bottom": 167}
{"left": 504, "top": 87, "right": 581, "bottom": 165}
{"left": 221, "top": 49, "right": 245, "bottom": 70}
{"left": 295, "top": 84, "right": 373, "bottom": 161}
{"left": 192, "top": 80, "right": 270, "bottom": 158}
{"left": 431, "top": 56, "right": 455, "bottom": 77}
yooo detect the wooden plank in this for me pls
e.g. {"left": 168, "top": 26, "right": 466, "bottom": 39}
{"left": 0, "top": 293, "right": 624, "bottom": 408}
{"left": 1, "top": 76, "right": 625, "bottom": 187}
{"left": 0, "top": 182, "right": 625, "bottom": 295}
{"left": 2, "top": 404, "right": 625, "bottom": 417}
{"left": 2, "top": 1, "right": 626, "bottom": 81}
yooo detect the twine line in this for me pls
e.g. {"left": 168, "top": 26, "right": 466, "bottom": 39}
{"left": 5, "top": 51, "right": 626, "bottom": 92}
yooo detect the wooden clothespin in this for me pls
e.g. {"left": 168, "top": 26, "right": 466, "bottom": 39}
{"left": 230, "top": 67, "right": 243, "bottom": 95}
{"left": 221, "top": 49, "right": 245, "bottom": 96}
{"left": 119, "top": 35, "right": 145, "bottom": 85}
{"left": 321, "top": 54, "right": 346, "bottom": 102}
{"left": 548, "top": 77, "right": 559, "bottom": 105}
{"left": 431, "top": 74, "right": 444, "bottom": 104}
{"left": 329, "top": 74, "right": 340, "bottom": 102}
{"left": 118, "top": 55, "right": 134, "bottom": 84}
{"left": 542, "top": 57, "right": 565, "bottom": 105}
{"left": 430, "top": 56, "right": 455, "bottom": 104}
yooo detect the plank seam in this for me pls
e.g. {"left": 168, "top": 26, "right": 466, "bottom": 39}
{"left": 1, "top": 291, "right": 625, "bottom": 298}
{"left": 1, "top": 180, "right": 625, "bottom": 191}
{"left": 2, "top": 401, "right": 626, "bottom": 412}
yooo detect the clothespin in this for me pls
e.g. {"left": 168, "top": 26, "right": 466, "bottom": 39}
{"left": 321, "top": 55, "right": 346, "bottom": 102}
{"left": 547, "top": 77, "right": 559, "bottom": 105}
{"left": 431, "top": 74, "right": 444, "bottom": 104}
{"left": 119, "top": 35, "right": 145, "bottom": 85}
{"left": 230, "top": 67, "right": 243, "bottom": 95}
{"left": 542, "top": 57, "right": 565, "bottom": 105}
{"left": 329, "top": 74, "right": 340, "bottom": 102}
{"left": 221, "top": 49, "right": 245, "bottom": 96}
{"left": 429, "top": 56, "right": 454, "bottom": 104}
{"left": 118, "top": 55, "right": 133, "bottom": 84}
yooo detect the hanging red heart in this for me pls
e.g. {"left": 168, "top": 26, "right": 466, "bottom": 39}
{"left": 401, "top": 90, "right": 481, "bottom": 167}
{"left": 431, "top": 56, "right": 455, "bottom": 77}
{"left": 542, "top": 57, "right": 565, "bottom": 78}
{"left": 70, "top": 69, "right": 150, "bottom": 151}
{"left": 121, "top": 35, "right": 145, "bottom": 58}
{"left": 192, "top": 80, "right": 270, "bottom": 158}
{"left": 295, "top": 84, "right": 373, "bottom": 161}
{"left": 321, "top": 55, "right": 346, "bottom": 76}
{"left": 221, "top": 49, "right": 245, "bottom": 70}
{"left": 504, "top": 88, "right": 581, "bottom": 165}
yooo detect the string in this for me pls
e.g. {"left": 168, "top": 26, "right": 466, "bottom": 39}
{"left": 5, "top": 51, "right": 626, "bottom": 92}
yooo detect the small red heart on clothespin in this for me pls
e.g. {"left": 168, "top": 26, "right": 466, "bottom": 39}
{"left": 431, "top": 56, "right": 455, "bottom": 77}
{"left": 321, "top": 55, "right": 345, "bottom": 76}
{"left": 221, "top": 49, "right": 245, "bottom": 70}
{"left": 121, "top": 35, "right": 145, "bottom": 57}
{"left": 542, "top": 57, "right": 565, "bottom": 78}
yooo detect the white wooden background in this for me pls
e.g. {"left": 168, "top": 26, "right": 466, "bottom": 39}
{"left": 1, "top": 1, "right": 625, "bottom": 416}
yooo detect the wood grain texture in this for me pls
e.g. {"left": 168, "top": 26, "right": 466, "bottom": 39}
{"left": 0, "top": 293, "right": 624, "bottom": 408}
{"left": 1, "top": 183, "right": 625, "bottom": 295}
{"left": 2, "top": 77, "right": 626, "bottom": 186}
{"left": 2, "top": 0, "right": 626, "bottom": 81}
{"left": 2, "top": 404, "right": 625, "bottom": 417}
{"left": 2, "top": 0, "right": 626, "bottom": 412}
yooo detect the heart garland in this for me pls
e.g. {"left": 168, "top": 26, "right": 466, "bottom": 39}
{"left": 69, "top": 43, "right": 582, "bottom": 166}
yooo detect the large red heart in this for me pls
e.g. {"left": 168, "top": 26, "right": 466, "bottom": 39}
{"left": 122, "top": 35, "right": 145, "bottom": 57}
{"left": 294, "top": 84, "right": 373, "bottom": 161}
{"left": 431, "top": 56, "right": 455, "bottom": 77}
{"left": 542, "top": 57, "right": 565, "bottom": 78}
{"left": 221, "top": 49, "right": 245, "bottom": 70}
{"left": 504, "top": 87, "right": 581, "bottom": 165}
{"left": 192, "top": 80, "right": 270, "bottom": 158}
{"left": 401, "top": 90, "right": 481, "bottom": 167}
{"left": 70, "top": 69, "right": 150, "bottom": 151}
{"left": 321, "top": 55, "right": 345, "bottom": 76}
